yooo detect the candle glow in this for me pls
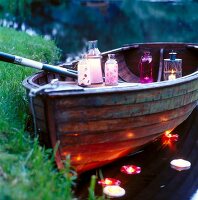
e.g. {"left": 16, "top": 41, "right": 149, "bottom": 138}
{"left": 98, "top": 178, "right": 121, "bottom": 187}
{"left": 168, "top": 69, "right": 176, "bottom": 80}
{"left": 103, "top": 185, "right": 125, "bottom": 198}
{"left": 120, "top": 165, "right": 141, "bottom": 175}
{"left": 88, "top": 58, "right": 103, "bottom": 84}
{"left": 162, "top": 131, "right": 179, "bottom": 144}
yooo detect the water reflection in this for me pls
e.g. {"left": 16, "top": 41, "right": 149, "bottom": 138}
{"left": 1, "top": 0, "right": 198, "bottom": 60}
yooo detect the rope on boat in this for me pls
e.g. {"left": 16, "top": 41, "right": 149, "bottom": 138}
{"left": 29, "top": 79, "right": 59, "bottom": 137}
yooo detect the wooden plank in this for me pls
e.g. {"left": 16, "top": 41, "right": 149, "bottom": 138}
{"left": 58, "top": 112, "right": 189, "bottom": 147}
{"left": 57, "top": 102, "right": 194, "bottom": 136}
{"left": 59, "top": 132, "right": 161, "bottom": 169}
{"left": 54, "top": 78, "right": 198, "bottom": 108}
{"left": 55, "top": 91, "right": 198, "bottom": 123}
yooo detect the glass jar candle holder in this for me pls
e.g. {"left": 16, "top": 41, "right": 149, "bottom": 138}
{"left": 77, "top": 54, "right": 91, "bottom": 87}
{"left": 105, "top": 54, "right": 118, "bottom": 86}
{"left": 139, "top": 51, "right": 153, "bottom": 83}
{"left": 163, "top": 52, "right": 182, "bottom": 81}
{"left": 87, "top": 40, "right": 103, "bottom": 84}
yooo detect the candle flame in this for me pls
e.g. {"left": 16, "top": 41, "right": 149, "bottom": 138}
{"left": 127, "top": 167, "right": 135, "bottom": 173}
{"left": 162, "top": 129, "right": 179, "bottom": 147}
{"left": 171, "top": 69, "right": 175, "bottom": 74}
{"left": 105, "top": 179, "right": 112, "bottom": 185}
{"left": 98, "top": 178, "right": 121, "bottom": 186}
{"left": 120, "top": 165, "right": 141, "bottom": 175}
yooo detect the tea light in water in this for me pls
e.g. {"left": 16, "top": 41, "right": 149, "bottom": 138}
{"left": 120, "top": 165, "right": 141, "bottom": 175}
{"left": 170, "top": 159, "right": 191, "bottom": 171}
{"left": 103, "top": 185, "right": 125, "bottom": 198}
{"left": 98, "top": 178, "right": 121, "bottom": 187}
{"left": 162, "top": 132, "right": 179, "bottom": 142}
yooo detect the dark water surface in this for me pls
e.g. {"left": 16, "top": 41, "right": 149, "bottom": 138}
{"left": 1, "top": 1, "right": 198, "bottom": 199}
{"left": 76, "top": 106, "right": 198, "bottom": 200}
{"left": 1, "top": 0, "right": 198, "bottom": 60}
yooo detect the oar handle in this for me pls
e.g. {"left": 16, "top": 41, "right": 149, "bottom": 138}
{"left": 0, "top": 51, "right": 77, "bottom": 78}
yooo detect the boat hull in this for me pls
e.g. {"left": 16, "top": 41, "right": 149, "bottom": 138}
{"left": 23, "top": 42, "right": 198, "bottom": 173}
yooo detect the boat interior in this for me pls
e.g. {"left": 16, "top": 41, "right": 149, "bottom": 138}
{"left": 30, "top": 43, "right": 198, "bottom": 87}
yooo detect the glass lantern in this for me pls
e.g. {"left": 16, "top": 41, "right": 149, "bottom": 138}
{"left": 105, "top": 54, "right": 118, "bottom": 86}
{"left": 139, "top": 51, "right": 153, "bottom": 83}
{"left": 163, "top": 52, "right": 182, "bottom": 81}
{"left": 87, "top": 40, "right": 103, "bottom": 84}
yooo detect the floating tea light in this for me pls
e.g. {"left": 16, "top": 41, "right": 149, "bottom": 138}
{"left": 98, "top": 178, "right": 121, "bottom": 187}
{"left": 170, "top": 159, "right": 191, "bottom": 171}
{"left": 162, "top": 131, "right": 179, "bottom": 143}
{"left": 103, "top": 185, "right": 125, "bottom": 198}
{"left": 120, "top": 165, "right": 141, "bottom": 175}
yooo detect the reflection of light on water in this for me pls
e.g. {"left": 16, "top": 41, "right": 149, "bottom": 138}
{"left": 191, "top": 189, "right": 198, "bottom": 200}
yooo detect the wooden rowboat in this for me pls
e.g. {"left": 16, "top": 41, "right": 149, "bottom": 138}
{"left": 22, "top": 43, "right": 198, "bottom": 174}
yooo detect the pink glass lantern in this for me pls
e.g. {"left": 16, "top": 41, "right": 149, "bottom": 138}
{"left": 139, "top": 51, "right": 153, "bottom": 83}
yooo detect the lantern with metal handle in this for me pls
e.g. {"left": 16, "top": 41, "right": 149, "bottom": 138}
{"left": 163, "top": 51, "right": 182, "bottom": 81}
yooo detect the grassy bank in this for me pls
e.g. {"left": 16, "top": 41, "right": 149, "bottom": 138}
{"left": 0, "top": 27, "right": 78, "bottom": 200}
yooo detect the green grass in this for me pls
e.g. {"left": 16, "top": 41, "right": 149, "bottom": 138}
{"left": 0, "top": 27, "right": 76, "bottom": 200}
{"left": 0, "top": 27, "right": 103, "bottom": 200}
{"left": 0, "top": 27, "right": 60, "bottom": 131}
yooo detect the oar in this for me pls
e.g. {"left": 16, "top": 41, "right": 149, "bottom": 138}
{"left": 0, "top": 51, "right": 78, "bottom": 78}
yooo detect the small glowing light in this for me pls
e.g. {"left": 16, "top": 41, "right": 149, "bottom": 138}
{"left": 170, "top": 159, "right": 191, "bottom": 171}
{"left": 168, "top": 69, "right": 176, "bottom": 80}
{"left": 62, "top": 151, "right": 70, "bottom": 156}
{"left": 127, "top": 132, "right": 134, "bottom": 138}
{"left": 98, "top": 178, "right": 121, "bottom": 186}
{"left": 163, "top": 132, "right": 179, "bottom": 143}
{"left": 103, "top": 185, "right": 125, "bottom": 198}
{"left": 120, "top": 165, "right": 141, "bottom": 175}
{"left": 76, "top": 155, "right": 82, "bottom": 161}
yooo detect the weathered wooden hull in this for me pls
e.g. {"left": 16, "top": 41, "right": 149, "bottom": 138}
{"left": 23, "top": 43, "right": 198, "bottom": 173}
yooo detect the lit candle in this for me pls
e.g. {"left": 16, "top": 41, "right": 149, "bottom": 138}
{"left": 170, "top": 159, "right": 191, "bottom": 171}
{"left": 98, "top": 178, "right": 121, "bottom": 187}
{"left": 162, "top": 132, "right": 179, "bottom": 142}
{"left": 103, "top": 185, "right": 125, "bottom": 198}
{"left": 120, "top": 165, "right": 141, "bottom": 175}
{"left": 168, "top": 69, "right": 176, "bottom": 80}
